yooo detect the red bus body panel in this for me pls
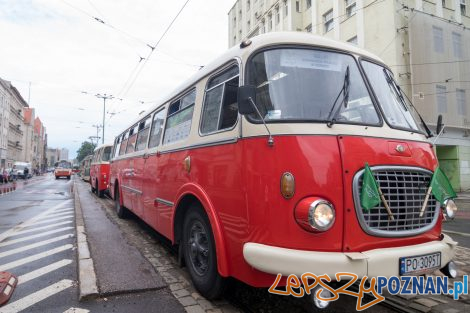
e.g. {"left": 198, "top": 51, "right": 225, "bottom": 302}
{"left": 110, "top": 135, "right": 440, "bottom": 287}
{"left": 90, "top": 163, "right": 110, "bottom": 193}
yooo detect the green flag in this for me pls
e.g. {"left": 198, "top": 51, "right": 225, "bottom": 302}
{"left": 430, "top": 166, "right": 456, "bottom": 203}
{"left": 361, "top": 163, "right": 381, "bottom": 212}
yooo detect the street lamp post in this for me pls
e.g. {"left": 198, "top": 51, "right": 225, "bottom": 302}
{"left": 95, "top": 94, "right": 113, "bottom": 144}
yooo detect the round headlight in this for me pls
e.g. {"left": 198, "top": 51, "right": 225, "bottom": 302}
{"left": 308, "top": 200, "right": 335, "bottom": 231}
{"left": 444, "top": 199, "right": 457, "bottom": 219}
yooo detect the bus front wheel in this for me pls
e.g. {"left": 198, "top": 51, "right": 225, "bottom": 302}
{"left": 182, "top": 204, "right": 225, "bottom": 299}
{"left": 114, "top": 187, "right": 128, "bottom": 218}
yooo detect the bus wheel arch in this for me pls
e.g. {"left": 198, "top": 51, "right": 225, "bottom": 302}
{"left": 173, "top": 191, "right": 229, "bottom": 278}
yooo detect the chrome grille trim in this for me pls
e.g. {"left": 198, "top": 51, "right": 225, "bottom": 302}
{"left": 353, "top": 166, "right": 440, "bottom": 237}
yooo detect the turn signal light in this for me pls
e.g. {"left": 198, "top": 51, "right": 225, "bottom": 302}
{"left": 280, "top": 172, "right": 295, "bottom": 199}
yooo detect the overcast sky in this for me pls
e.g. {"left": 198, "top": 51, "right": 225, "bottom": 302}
{"left": 0, "top": 0, "right": 234, "bottom": 159}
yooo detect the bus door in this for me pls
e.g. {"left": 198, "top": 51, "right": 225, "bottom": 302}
{"left": 142, "top": 108, "right": 167, "bottom": 232}
{"left": 131, "top": 117, "right": 152, "bottom": 218}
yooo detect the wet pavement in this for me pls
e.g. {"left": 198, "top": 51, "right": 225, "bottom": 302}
{"left": 75, "top": 180, "right": 166, "bottom": 295}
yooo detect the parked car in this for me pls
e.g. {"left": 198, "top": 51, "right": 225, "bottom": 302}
{"left": 14, "top": 162, "right": 32, "bottom": 179}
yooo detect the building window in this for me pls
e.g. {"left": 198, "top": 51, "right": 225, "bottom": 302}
{"left": 276, "top": 6, "right": 280, "bottom": 24}
{"left": 347, "top": 36, "right": 358, "bottom": 45}
{"left": 442, "top": 0, "right": 446, "bottom": 8}
{"left": 324, "top": 9, "right": 334, "bottom": 33}
{"left": 296, "top": 1, "right": 300, "bottom": 12}
{"left": 247, "top": 0, "right": 250, "bottom": 11}
{"left": 456, "top": 89, "right": 467, "bottom": 115}
{"left": 284, "top": 0, "right": 288, "bottom": 16}
{"left": 306, "top": 0, "right": 312, "bottom": 9}
{"left": 432, "top": 26, "right": 444, "bottom": 53}
{"left": 268, "top": 14, "right": 272, "bottom": 30}
{"left": 345, "top": 0, "right": 356, "bottom": 17}
{"left": 461, "top": 0, "right": 467, "bottom": 16}
{"left": 452, "top": 32, "right": 462, "bottom": 58}
{"left": 436, "top": 85, "right": 447, "bottom": 113}
{"left": 305, "top": 23, "right": 312, "bottom": 32}
{"left": 247, "top": 20, "right": 251, "bottom": 30}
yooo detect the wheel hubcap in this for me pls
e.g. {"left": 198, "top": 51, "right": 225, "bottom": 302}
{"left": 188, "top": 221, "right": 209, "bottom": 276}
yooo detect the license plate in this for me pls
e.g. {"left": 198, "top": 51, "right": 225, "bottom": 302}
{"left": 399, "top": 252, "right": 441, "bottom": 275}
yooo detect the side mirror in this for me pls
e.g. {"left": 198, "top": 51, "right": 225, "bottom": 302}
{"left": 436, "top": 114, "right": 444, "bottom": 135}
{"left": 237, "top": 85, "right": 256, "bottom": 115}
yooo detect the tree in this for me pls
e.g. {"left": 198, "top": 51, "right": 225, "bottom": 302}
{"left": 76, "top": 141, "right": 96, "bottom": 162}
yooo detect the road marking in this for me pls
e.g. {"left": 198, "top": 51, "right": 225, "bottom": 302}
{"left": 29, "top": 215, "right": 74, "bottom": 226}
{"left": 18, "top": 259, "right": 73, "bottom": 285}
{"left": 52, "top": 208, "right": 74, "bottom": 214}
{"left": 13, "top": 221, "right": 74, "bottom": 236}
{"left": 0, "top": 234, "right": 74, "bottom": 259}
{"left": 0, "top": 244, "right": 73, "bottom": 271}
{"left": 0, "top": 279, "right": 74, "bottom": 313}
{"left": 0, "top": 227, "right": 74, "bottom": 247}
{"left": 443, "top": 230, "right": 470, "bottom": 238}
{"left": 0, "top": 200, "right": 69, "bottom": 242}
{"left": 63, "top": 308, "right": 90, "bottom": 313}
{"left": 39, "top": 211, "right": 75, "bottom": 220}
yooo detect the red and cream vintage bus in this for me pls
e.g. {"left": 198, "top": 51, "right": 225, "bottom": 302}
{"left": 110, "top": 32, "right": 457, "bottom": 300}
{"left": 80, "top": 155, "right": 93, "bottom": 182}
{"left": 90, "top": 144, "right": 112, "bottom": 198}
{"left": 54, "top": 160, "right": 72, "bottom": 180}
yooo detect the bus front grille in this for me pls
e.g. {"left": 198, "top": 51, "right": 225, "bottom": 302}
{"left": 353, "top": 166, "right": 440, "bottom": 237}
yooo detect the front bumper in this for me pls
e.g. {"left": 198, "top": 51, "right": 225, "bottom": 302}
{"left": 243, "top": 234, "right": 457, "bottom": 278}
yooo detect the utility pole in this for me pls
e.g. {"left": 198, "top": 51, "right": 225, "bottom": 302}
{"left": 91, "top": 124, "right": 102, "bottom": 147}
{"left": 95, "top": 94, "right": 114, "bottom": 144}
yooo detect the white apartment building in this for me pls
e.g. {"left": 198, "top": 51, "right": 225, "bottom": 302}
{"left": 228, "top": 0, "right": 470, "bottom": 190}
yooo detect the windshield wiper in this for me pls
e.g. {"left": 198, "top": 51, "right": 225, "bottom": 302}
{"left": 383, "top": 69, "right": 433, "bottom": 138}
{"left": 327, "top": 66, "right": 350, "bottom": 128}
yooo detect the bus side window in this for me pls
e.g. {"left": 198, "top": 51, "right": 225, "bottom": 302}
{"left": 200, "top": 64, "right": 239, "bottom": 134}
{"left": 126, "top": 126, "right": 138, "bottom": 154}
{"left": 163, "top": 90, "right": 196, "bottom": 145}
{"left": 135, "top": 117, "right": 152, "bottom": 151}
{"left": 113, "top": 136, "right": 121, "bottom": 158}
{"left": 148, "top": 108, "right": 167, "bottom": 148}
{"left": 119, "top": 131, "right": 129, "bottom": 156}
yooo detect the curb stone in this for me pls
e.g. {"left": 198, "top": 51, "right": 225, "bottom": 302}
{"left": 74, "top": 180, "right": 99, "bottom": 300}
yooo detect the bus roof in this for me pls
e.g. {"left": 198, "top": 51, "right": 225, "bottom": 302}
{"left": 93, "top": 143, "right": 113, "bottom": 152}
{"left": 118, "top": 32, "right": 385, "bottom": 135}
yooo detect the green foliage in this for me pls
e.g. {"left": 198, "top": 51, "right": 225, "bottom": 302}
{"left": 76, "top": 141, "right": 96, "bottom": 162}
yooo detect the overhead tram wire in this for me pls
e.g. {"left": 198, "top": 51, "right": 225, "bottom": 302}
{"left": 117, "top": 0, "right": 192, "bottom": 98}
{"left": 60, "top": 0, "right": 150, "bottom": 48}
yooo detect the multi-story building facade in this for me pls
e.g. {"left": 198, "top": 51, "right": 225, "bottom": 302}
{"left": 0, "top": 79, "right": 28, "bottom": 168}
{"left": 228, "top": 0, "right": 470, "bottom": 190}
{"left": 0, "top": 79, "right": 10, "bottom": 169}
{"left": 46, "top": 148, "right": 59, "bottom": 167}
{"left": 23, "top": 107, "right": 35, "bottom": 165}
{"left": 34, "top": 117, "right": 46, "bottom": 172}
{"left": 60, "top": 148, "right": 69, "bottom": 161}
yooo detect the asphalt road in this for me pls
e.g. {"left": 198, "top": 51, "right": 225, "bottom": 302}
{"left": 0, "top": 175, "right": 184, "bottom": 313}
{"left": 443, "top": 198, "right": 470, "bottom": 248}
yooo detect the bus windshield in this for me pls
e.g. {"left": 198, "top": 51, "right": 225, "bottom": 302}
{"left": 361, "top": 61, "right": 422, "bottom": 132}
{"left": 55, "top": 161, "right": 71, "bottom": 169}
{"left": 102, "top": 146, "right": 112, "bottom": 161}
{"left": 246, "top": 48, "right": 380, "bottom": 125}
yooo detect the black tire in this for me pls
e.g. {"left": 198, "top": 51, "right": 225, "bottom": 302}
{"left": 182, "top": 204, "right": 226, "bottom": 299}
{"left": 91, "top": 181, "right": 95, "bottom": 193}
{"left": 95, "top": 180, "right": 104, "bottom": 198}
{"left": 67, "top": 176, "right": 71, "bottom": 180}
{"left": 115, "top": 187, "right": 128, "bottom": 218}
